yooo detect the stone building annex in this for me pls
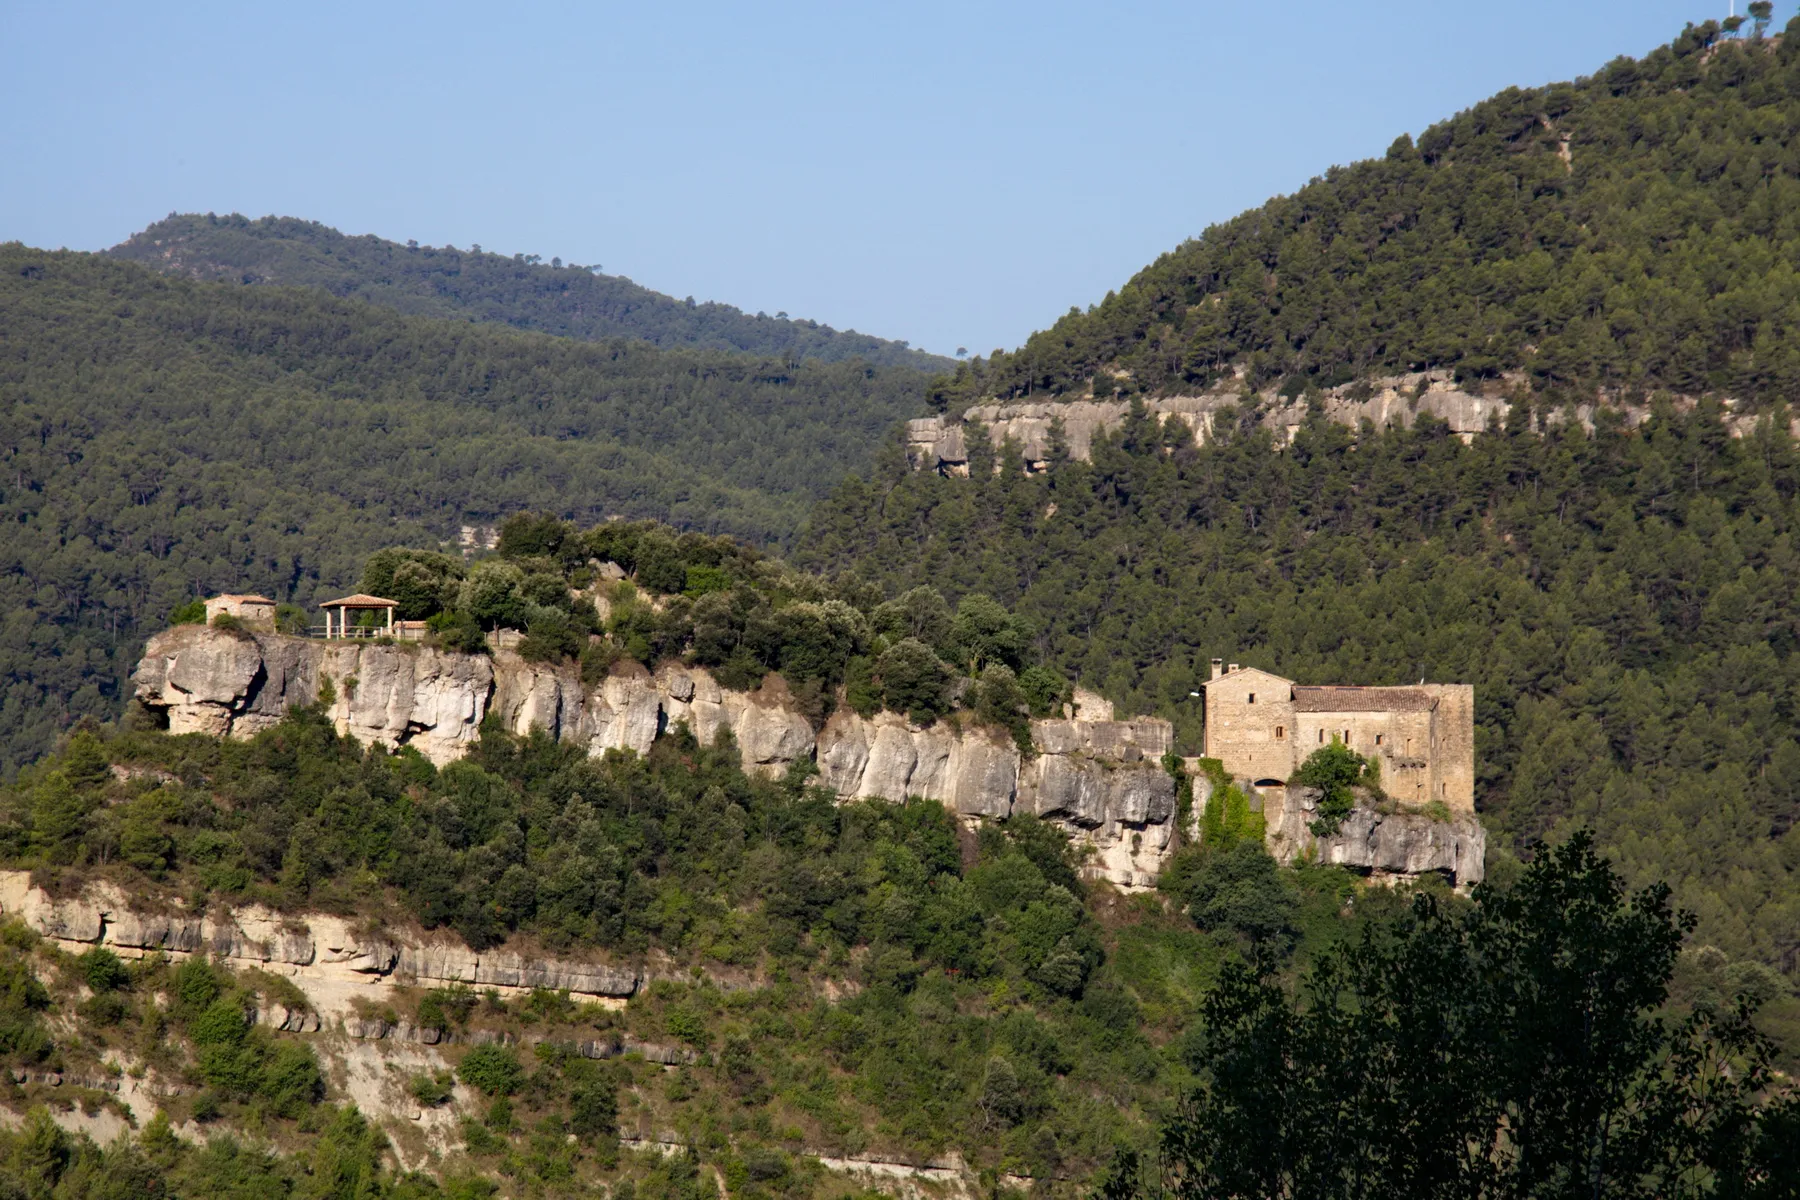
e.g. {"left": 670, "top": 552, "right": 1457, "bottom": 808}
{"left": 1200, "top": 659, "right": 1475, "bottom": 813}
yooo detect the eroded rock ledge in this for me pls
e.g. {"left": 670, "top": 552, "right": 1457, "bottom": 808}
{"left": 0, "top": 871, "right": 641, "bottom": 1000}
{"left": 132, "top": 627, "right": 1484, "bottom": 889}
{"left": 904, "top": 371, "right": 1793, "bottom": 475}
{"left": 133, "top": 625, "right": 1179, "bottom": 886}
{"left": 1265, "top": 786, "right": 1486, "bottom": 885}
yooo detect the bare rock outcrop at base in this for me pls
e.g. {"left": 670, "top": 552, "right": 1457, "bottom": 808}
{"left": 1264, "top": 786, "right": 1486, "bottom": 886}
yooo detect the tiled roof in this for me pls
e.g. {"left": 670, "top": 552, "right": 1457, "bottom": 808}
{"left": 212, "top": 593, "right": 274, "bottom": 604}
{"left": 318, "top": 593, "right": 399, "bottom": 608}
{"left": 1291, "top": 686, "right": 1437, "bottom": 713}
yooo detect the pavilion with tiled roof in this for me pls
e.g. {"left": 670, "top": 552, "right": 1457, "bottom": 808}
{"left": 318, "top": 593, "right": 398, "bottom": 638}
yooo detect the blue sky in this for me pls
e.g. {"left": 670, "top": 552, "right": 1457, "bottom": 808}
{"left": 0, "top": 0, "right": 1741, "bottom": 356}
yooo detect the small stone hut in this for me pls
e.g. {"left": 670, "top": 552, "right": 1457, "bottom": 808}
{"left": 203, "top": 594, "right": 276, "bottom": 632}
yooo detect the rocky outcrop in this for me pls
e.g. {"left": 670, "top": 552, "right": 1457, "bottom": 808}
{"left": 906, "top": 375, "right": 1514, "bottom": 473}
{"left": 134, "top": 624, "right": 493, "bottom": 766}
{"left": 257, "top": 1005, "right": 323, "bottom": 1034}
{"left": 0, "top": 871, "right": 643, "bottom": 1001}
{"left": 903, "top": 371, "right": 1777, "bottom": 474}
{"left": 814, "top": 709, "right": 1176, "bottom": 886}
{"left": 135, "top": 627, "right": 817, "bottom": 777}
{"left": 131, "top": 628, "right": 1479, "bottom": 890}
{"left": 133, "top": 628, "right": 1183, "bottom": 886}
{"left": 1264, "top": 787, "right": 1486, "bottom": 886}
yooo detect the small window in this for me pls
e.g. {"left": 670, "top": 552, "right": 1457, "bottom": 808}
{"left": 1247, "top": 693, "right": 1256, "bottom": 704}
{"left": 1275, "top": 726, "right": 1285, "bottom": 739}
{"left": 1375, "top": 734, "right": 1383, "bottom": 747}
{"left": 1318, "top": 730, "right": 1325, "bottom": 744}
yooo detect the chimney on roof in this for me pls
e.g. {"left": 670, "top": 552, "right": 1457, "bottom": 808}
{"left": 1211, "top": 658, "right": 1224, "bottom": 680}
{"left": 1228, "top": 663, "right": 1239, "bottom": 674}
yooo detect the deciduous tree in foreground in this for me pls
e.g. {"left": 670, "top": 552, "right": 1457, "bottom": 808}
{"left": 1105, "top": 833, "right": 1800, "bottom": 1200}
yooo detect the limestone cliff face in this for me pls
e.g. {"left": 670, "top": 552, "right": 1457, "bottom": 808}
{"left": 1264, "top": 785, "right": 1486, "bottom": 886}
{"left": 901, "top": 370, "right": 1771, "bottom": 474}
{"left": 134, "top": 628, "right": 1179, "bottom": 886}
{"left": 134, "top": 628, "right": 1483, "bottom": 888}
{"left": 134, "top": 625, "right": 494, "bottom": 766}
{"left": 817, "top": 710, "right": 1178, "bottom": 886}
{"left": 0, "top": 871, "right": 641, "bottom": 1000}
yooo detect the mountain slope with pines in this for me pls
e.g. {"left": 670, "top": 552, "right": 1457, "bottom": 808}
{"left": 109, "top": 213, "right": 954, "bottom": 371}
{"left": 807, "top": 21, "right": 1800, "bottom": 1000}
{"left": 930, "top": 17, "right": 1800, "bottom": 413}
{"left": 0, "top": 247, "right": 932, "bottom": 773}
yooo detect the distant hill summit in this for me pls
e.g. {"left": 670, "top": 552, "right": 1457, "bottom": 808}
{"left": 109, "top": 212, "right": 954, "bottom": 371}
{"left": 932, "top": 17, "right": 1800, "bottom": 413}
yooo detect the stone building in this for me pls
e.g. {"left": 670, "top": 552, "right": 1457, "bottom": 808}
{"left": 203, "top": 593, "right": 276, "bottom": 631}
{"left": 1200, "top": 659, "right": 1474, "bottom": 812}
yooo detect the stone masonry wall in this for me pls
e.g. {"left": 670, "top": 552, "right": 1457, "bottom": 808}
{"left": 1198, "top": 667, "right": 1296, "bottom": 783}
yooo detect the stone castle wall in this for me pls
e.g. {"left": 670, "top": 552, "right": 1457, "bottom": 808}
{"left": 1422, "top": 684, "right": 1476, "bottom": 812}
{"left": 1294, "top": 707, "right": 1440, "bottom": 805}
{"left": 1198, "top": 667, "right": 1295, "bottom": 783}
{"left": 1202, "top": 669, "right": 1476, "bottom": 819}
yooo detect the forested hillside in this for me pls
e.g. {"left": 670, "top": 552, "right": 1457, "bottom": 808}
{"left": 3, "top": 552, "right": 1793, "bottom": 1194}
{"left": 928, "top": 17, "right": 1800, "bottom": 411}
{"left": 801, "top": 401, "right": 1800, "bottom": 979}
{"left": 8, "top": 13, "right": 1800, "bottom": 1198}
{"left": 110, "top": 213, "right": 953, "bottom": 371}
{"left": 0, "top": 247, "right": 932, "bottom": 774}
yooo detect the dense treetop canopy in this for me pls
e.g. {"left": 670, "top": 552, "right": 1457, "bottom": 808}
{"left": 352, "top": 513, "right": 1067, "bottom": 736}
{"left": 109, "top": 213, "right": 954, "bottom": 371}
{"left": 932, "top": 19, "right": 1800, "bottom": 411}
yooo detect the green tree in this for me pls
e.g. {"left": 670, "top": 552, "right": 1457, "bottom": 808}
{"left": 361, "top": 548, "right": 464, "bottom": 620}
{"left": 28, "top": 772, "right": 89, "bottom": 863}
{"left": 875, "top": 638, "right": 953, "bottom": 724}
{"left": 458, "top": 1045, "right": 525, "bottom": 1097}
{"left": 1139, "top": 834, "right": 1799, "bottom": 1200}
{"left": 1288, "top": 740, "right": 1379, "bottom": 836}
{"left": 948, "top": 594, "right": 1029, "bottom": 675}
{"left": 1174, "top": 841, "right": 1296, "bottom": 951}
